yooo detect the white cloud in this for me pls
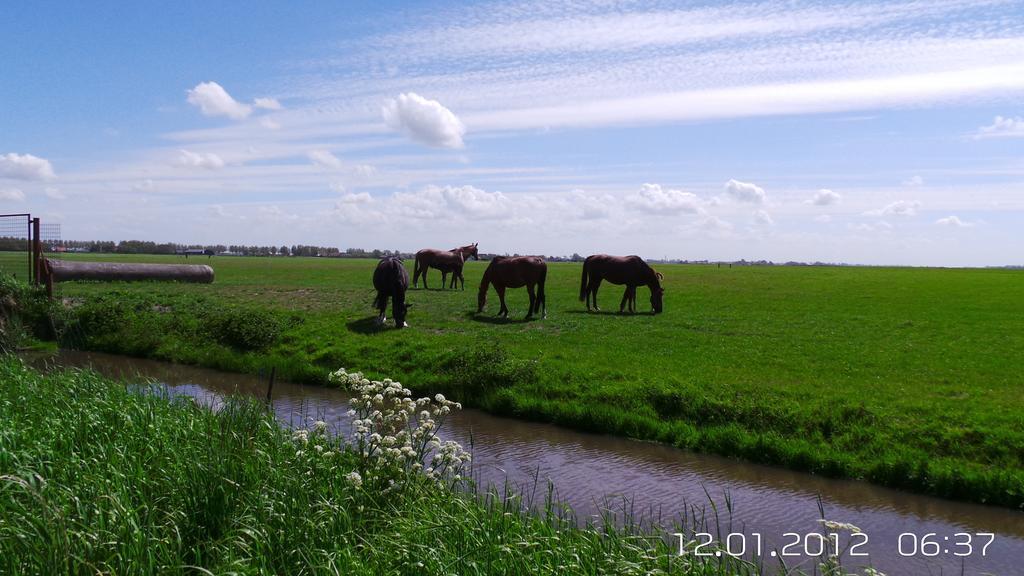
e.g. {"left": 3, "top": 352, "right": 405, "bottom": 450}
{"left": 723, "top": 179, "right": 765, "bottom": 203}
{"left": 974, "top": 115, "right": 1024, "bottom": 139}
{"left": 864, "top": 200, "right": 920, "bottom": 217}
{"left": 253, "top": 97, "right": 283, "bottom": 110}
{"left": 754, "top": 210, "right": 774, "bottom": 225}
{"left": 0, "top": 188, "right": 25, "bottom": 201}
{"left": 258, "top": 205, "right": 299, "bottom": 222}
{"left": 436, "top": 185, "right": 510, "bottom": 217}
{"left": 848, "top": 221, "right": 893, "bottom": 233}
{"left": 259, "top": 117, "right": 282, "bottom": 130}
{"left": 902, "top": 175, "right": 925, "bottom": 187}
{"left": 570, "top": 189, "right": 614, "bottom": 220}
{"left": 936, "top": 215, "right": 974, "bottom": 227}
{"left": 0, "top": 153, "right": 56, "bottom": 181}
{"left": 186, "top": 82, "right": 252, "bottom": 120}
{"left": 178, "top": 149, "right": 225, "bottom": 169}
{"left": 814, "top": 214, "right": 832, "bottom": 223}
{"left": 132, "top": 179, "right": 157, "bottom": 192}
{"left": 44, "top": 187, "right": 66, "bottom": 200}
{"left": 627, "top": 183, "right": 703, "bottom": 214}
{"left": 698, "top": 215, "right": 734, "bottom": 235}
{"left": 339, "top": 192, "right": 373, "bottom": 204}
{"left": 308, "top": 150, "right": 343, "bottom": 169}
{"left": 808, "top": 188, "right": 840, "bottom": 206}
{"left": 382, "top": 93, "right": 466, "bottom": 148}
{"left": 350, "top": 164, "right": 377, "bottom": 179}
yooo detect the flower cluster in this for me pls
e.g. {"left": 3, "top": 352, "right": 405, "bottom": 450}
{"left": 329, "top": 368, "right": 471, "bottom": 490}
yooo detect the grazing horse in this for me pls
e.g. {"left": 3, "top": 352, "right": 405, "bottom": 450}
{"left": 373, "top": 256, "right": 411, "bottom": 328}
{"left": 477, "top": 256, "right": 547, "bottom": 319}
{"left": 413, "top": 243, "right": 479, "bottom": 290}
{"left": 579, "top": 254, "right": 664, "bottom": 314}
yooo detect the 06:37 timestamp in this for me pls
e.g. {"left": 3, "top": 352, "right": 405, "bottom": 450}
{"left": 897, "top": 532, "right": 995, "bottom": 557}
{"left": 672, "top": 531, "right": 996, "bottom": 559}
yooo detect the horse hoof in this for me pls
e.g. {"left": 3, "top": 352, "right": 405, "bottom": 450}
{"left": 401, "top": 322, "right": 409, "bottom": 328}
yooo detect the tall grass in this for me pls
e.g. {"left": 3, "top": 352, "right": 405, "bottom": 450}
{"left": 1, "top": 357, "right": 782, "bottom": 575}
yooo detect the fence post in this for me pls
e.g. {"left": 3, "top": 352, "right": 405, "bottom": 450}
{"left": 31, "top": 218, "right": 41, "bottom": 285}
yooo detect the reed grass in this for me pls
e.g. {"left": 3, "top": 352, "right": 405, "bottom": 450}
{"left": 1, "top": 357, "right": 777, "bottom": 575}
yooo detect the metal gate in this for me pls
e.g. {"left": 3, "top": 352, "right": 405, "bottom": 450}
{"left": 0, "top": 213, "right": 33, "bottom": 283}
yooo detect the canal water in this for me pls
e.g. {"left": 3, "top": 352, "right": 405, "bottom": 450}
{"left": 28, "top": 350, "right": 1024, "bottom": 575}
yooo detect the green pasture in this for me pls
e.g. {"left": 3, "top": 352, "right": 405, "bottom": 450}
{"left": 0, "top": 251, "right": 31, "bottom": 282}
{"left": 48, "top": 253, "right": 1024, "bottom": 507}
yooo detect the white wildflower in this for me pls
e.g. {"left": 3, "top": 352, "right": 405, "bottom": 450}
{"left": 819, "top": 519, "right": 863, "bottom": 533}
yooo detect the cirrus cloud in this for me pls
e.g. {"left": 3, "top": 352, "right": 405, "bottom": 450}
{"left": 382, "top": 92, "right": 466, "bottom": 148}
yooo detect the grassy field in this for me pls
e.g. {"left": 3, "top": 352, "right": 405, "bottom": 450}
{"left": 2, "top": 357, "right": 780, "bottom": 575}
{"left": 43, "top": 253, "right": 1024, "bottom": 508}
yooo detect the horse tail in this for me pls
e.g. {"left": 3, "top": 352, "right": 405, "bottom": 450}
{"left": 412, "top": 254, "right": 422, "bottom": 286}
{"left": 579, "top": 257, "right": 590, "bottom": 301}
{"left": 477, "top": 263, "right": 492, "bottom": 312}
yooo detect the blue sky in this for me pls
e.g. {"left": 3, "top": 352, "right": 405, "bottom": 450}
{"left": 2, "top": 0, "right": 1023, "bottom": 265}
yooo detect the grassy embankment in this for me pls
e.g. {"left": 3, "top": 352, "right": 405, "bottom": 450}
{"left": 0, "top": 357, "right": 769, "bottom": 575}
{"left": 34, "top": 254, "right": 1024, "bottom": 508}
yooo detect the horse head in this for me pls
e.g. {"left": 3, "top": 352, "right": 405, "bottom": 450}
{"left": 650, "top": 268, "right": 664, "bottom": 314}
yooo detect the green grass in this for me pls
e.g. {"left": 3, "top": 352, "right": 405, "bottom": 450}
{"left": 50, "top": 253, "right": 1024, "bottom": 508}
{"left": 0, "top": 357, "right": 766, "bottom": 575}
{"left": 0, "top": 251, "right": 32, "bottom": 284}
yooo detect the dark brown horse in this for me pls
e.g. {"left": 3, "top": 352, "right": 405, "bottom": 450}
{"left": 413, "top": 243, "right": 479, "bottom": 290}
{"left": 373, "top": 256, "right": 411, "bottom": 328}
{"left": 477, "top": 256, "right": 547, "bottom": 319}
{"left": 579, "top": 254, "right": 663, "bottom": 314}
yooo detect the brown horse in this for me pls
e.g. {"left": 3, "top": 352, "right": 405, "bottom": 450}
{"left": 477, "top": 256, "right": 547, "bottom": 319}
{"left": 413, "top": 243, "right": 479, "bottom": 290}
{"left": 579, "top": 254, "right": 664, "bottom": 314}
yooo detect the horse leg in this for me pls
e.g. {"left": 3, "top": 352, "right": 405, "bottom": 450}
{"left": 497, "top": 286, "right": 509, "bottom": 318}
{"left": 525, "top": 284, "right": 536, "bottom": 319}
{"left": 375, "top": 295, "right": 388, "bottom": 325}
{"left": 619, "top": 287, "right": 629, "bottom": 313}
{"left": 629, "top": 286, "right": 637, "bottom": 313}
{"left": 592, "top": 278, "right": 602, "bottom": 311}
